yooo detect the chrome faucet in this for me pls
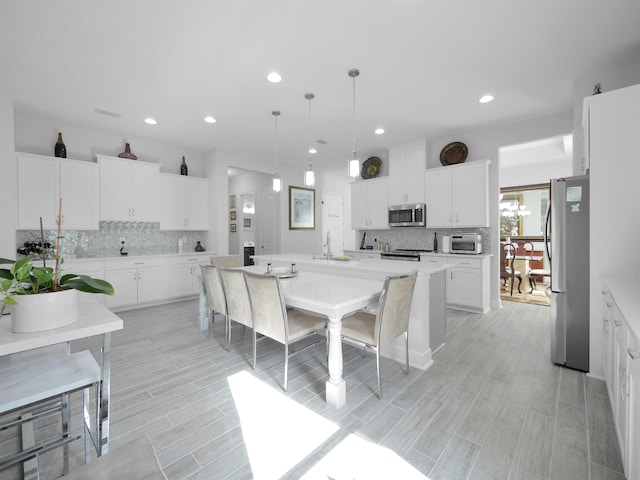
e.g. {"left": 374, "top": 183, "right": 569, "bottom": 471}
{"left": 325, "top": 231, "right": 332, "bottom": 258}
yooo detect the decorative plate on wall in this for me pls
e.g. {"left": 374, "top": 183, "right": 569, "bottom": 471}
{"left": 361, "top": 156, "right": 382, "bottom": 179}
{"left": 440, "top": 142, "right": 468, "bottom": 166}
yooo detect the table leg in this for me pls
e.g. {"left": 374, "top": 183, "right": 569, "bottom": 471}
{"left": 98, "top": 332, "right": 112, "bottom": 456}
{"left": 326, "top": 315, "right": 346, "bottom": 408}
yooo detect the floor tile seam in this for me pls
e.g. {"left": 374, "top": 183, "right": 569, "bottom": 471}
{"left": 504, "top": 404, "right": 535, "bottom": 480}
{"left": 546, "top": 366, "right": 565, "bottom": 480}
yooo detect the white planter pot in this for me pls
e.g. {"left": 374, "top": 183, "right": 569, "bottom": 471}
{"left": 11, "top": 289, "right": 79, "bottom": 333}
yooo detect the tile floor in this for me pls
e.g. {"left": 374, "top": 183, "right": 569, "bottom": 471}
{"left": 0, "top": 299, "right": 625, "bottom": 479}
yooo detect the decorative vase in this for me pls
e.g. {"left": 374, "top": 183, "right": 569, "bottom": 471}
{"left": 118, "top": 142, "right": 138, "bottom": 160}
{"left": 10, "top": 289, "right": 79, "bottom": 333}
{"left": 195, "top": 241, "right": 205, "bottom": 252}
{"left": 180, "top": 156, "right": 188, "bottom": 176}
{"left": 54, "top": 132, "right": 67, "bottom": 158}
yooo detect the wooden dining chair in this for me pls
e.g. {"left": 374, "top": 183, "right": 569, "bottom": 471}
{"left": 500, "top": 242, "right": 522, "bottom": 296}
{"left": 244, "top": 271, "right": 327, "bottom": 391}
{"left": 339, "top": 270, "right": 418, "bottom": 399}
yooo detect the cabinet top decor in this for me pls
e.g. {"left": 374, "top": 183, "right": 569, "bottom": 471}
{"left": 440, "top": 142, "right": 468, "bottom": 166}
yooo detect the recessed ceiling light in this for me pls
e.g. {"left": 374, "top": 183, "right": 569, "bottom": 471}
{"left": 479, "top": 95, "right": 494, "bottom": 104}
{"left": 144, "top": 117, "right": 158, "bottom": 125}
{"left": 267, "top": 72, "right": 282, "bottom": 83}
{"left": 374, "top": 128, "right": 385, "bottom": 135}
{"left": 204, "top": 116, "right": 216, "bottom": 124}
{"left": 309, "top": 148, "right": 317, "bottom": 154}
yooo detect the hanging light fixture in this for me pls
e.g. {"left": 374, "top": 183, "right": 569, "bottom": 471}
{"left": 348, "top": 68, "right": 360, "bottom": 178}
{"left": 304, "top": 93, "right": 316, "bottom": 187}
{"left": 272, "top": 110, "right": 282, "bottom": 192}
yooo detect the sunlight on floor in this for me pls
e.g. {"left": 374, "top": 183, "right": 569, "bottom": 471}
{"left": 228, "top": 371, "right": 339, "bottom": 479}
{"left": 228, "top": 371, "right": 429, "bottom": 479}
{"left": 300, "top": 434, "right": 429, "bottom": 480}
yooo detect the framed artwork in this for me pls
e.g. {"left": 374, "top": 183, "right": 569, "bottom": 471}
{"left": 289, "top": 186, "right": 315, "bottom": 230}
{"left": 229, "top": 194, "right": 236, "bottom": 209}
{"left": 244, "top": 218, "right": 251, "bottom": 228}
{"left": 230, "top": 223, "right": 236, "bottom": 233}
{"left": 230, "top": 211, "right": 236, "bottom": 221}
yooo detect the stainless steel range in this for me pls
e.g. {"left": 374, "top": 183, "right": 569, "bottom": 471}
{"left": 380, "top": 248, "right": 433, "bottom": 261}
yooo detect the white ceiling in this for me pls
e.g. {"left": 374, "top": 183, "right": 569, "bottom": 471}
{"left": 2, "top": 1, "right": 640, "bottom": 175}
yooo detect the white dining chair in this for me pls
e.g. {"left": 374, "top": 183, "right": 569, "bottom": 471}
{"left": 218, "top": 267, "right": 253, "bottom": 352}
{"left": 200, "top": 264, "right": 227, "bottom": 342}
{"left": 340, "top": 270, "right": 418, "bottom": 398}
{"left": 244, "top": 271, "right": 327, "bottom": 391}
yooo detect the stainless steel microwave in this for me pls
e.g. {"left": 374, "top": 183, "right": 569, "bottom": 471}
{"left": 388, "top": 203, "right": 426, "bottom": 227}
{"left": 451, "top": 234, "right": 482, "bottom": 254}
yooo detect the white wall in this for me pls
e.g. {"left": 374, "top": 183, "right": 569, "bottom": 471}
{"left": 429, "top": 110, "right": 574, "bottom": 309}
{"left": 0, "top": 97, "right": 16, "bottom": 259}
{"left": 500, "top": 155, "right": 572, "bottom": 188}
{"left": 14, "top": 112, "right": 206, "bottom": 177}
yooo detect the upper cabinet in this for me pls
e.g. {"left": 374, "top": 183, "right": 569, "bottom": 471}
{"left": 350, "top": 177, "right": 389, "bottom": 230}
{"left": 425, "top": 160, "right": 491, "bottom": 228}
{"left": 17, "top": 153, "right": 99, "bottom": 230}
{"left": 98, "top": 155, "right": 161, "bottom": 222}
{"left": 160, "top": 174, "right": 210, "bottom": 231}
{"left": 388, "top": 139, "right": 426, "bottom": 204}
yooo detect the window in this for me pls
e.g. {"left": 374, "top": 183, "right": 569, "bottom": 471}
{"left": 499, "top": 183, "right": 549, "bottom": 240}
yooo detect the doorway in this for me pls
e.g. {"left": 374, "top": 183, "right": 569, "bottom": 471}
{"left": 498, "top": 134, "right": 572, "bottom": 306}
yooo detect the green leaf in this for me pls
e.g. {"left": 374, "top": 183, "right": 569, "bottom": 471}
{"left": 60, "top": 274, "right": 115, "bottom": 296}
{"left": 0, "top": 258, "right": 16, "bottom": 265}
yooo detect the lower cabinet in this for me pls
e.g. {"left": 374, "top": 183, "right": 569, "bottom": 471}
{"left": 105, "top": 258, "right": 168, "bottom": 309}
{"left": 601, "top": 280, "right": 640, "bottom": 479}
{"left": 423, "top": 255, "right": 490, "bottom": 313}
{"left": 167, "top": 256, "right": 203, "bottom": 298}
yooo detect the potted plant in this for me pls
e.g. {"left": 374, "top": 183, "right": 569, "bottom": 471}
{"left": 0, "top": 256, "right": 114, "bottom": 333}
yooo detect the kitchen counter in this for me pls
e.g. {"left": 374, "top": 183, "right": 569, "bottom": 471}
{"left": 251, "top": 253, "right": 448, "bottom": 370}
{"left": 251, "top": 252, "right": 449, "bottom": 279}
{"left": 59, "top": 251, "right": 214, "bottom": 262}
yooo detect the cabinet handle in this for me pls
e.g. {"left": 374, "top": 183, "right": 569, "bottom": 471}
{"left": 606, "top": 302, "right": 613, "bottom": 307}
{"left": 460, "top": 262, "right": 470, "bottom": 265}
{"left": 601, "top": 290, "right": 608, "bottom": 295}
{"left": 614, "top": 319, "right": 623, "bottom": 327}
{"left": 630, "top": 348, "right": 639, "bottom": 360}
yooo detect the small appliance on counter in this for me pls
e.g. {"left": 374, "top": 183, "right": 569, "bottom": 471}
{"left": 450, "top": 234, "right": 482, "bottom": 254}
{"left": 388, "top": 203, "right": 426, "bottom": 227}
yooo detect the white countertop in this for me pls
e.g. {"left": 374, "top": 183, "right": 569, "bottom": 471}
{"left": 343, "top": 250, "right": 492, "bottom": 260}
{"left": 0, "top": 299, "right": 123, "bottom": 356}
{"left": 61, "top": 251, "right": 212, "bottom": 263}
{"left": 251, "top": 253, "right": 450, "bottom": 276}
{"left": 602, "top": 274, "right": 640, "bottom": 344}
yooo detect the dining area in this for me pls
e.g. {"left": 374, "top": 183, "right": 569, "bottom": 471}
{"left": 499, "top": 240, "right": 551, "bottom": 305}
{"left": 200, "top": 254, "right": 428, "bottom": 408}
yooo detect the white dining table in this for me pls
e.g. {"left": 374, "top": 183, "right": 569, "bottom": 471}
{"left": 243, "top": 266, "right": 383, "bottom": 408}
{"left": 0, "top": 300, "right": 123, "bottom": 457}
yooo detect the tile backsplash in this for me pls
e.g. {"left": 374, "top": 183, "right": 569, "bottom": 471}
{"left": 356, "top": 227, "right": 492, "bottom": 253}
{"left": 17, "top": 222, "right": 208, "bottom": 259}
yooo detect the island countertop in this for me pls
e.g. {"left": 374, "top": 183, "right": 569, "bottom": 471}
{"left": 251, "top": 253, "right": 450, "bottom": 278}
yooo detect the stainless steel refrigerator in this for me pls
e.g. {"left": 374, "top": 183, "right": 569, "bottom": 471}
{"left": 547, "top": 175, "right": 590, "bottom": 372}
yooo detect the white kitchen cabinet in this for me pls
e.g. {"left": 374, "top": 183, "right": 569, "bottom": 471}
{"left": 613, "top": 308, "right": 629, "bottom": 471}
{"left": 602, "top": 289, "right": 617, "bottom": 406}
{"left": 422, "top": 254, "right": 490, "bottom": 313}
{"left": 17, "top": 153, "right": 99, "bottom": 230}
{"left": 104, "top": 258, "right": 167, "bottom": 309}
{"left": 425, "top": 160, "right": 490, "bottom": 228}
{"left": 350, "top": 177, "right": 389, "bottom": 230}
{"left": 601, "top": 277, "right": 640, "bottom": 479}
{"left": 98, "top": 155, "right": 161, "bottom": 222}
{"left": 160, "top": 174, "right": 210, "bottom": 231}
{"left": 388, "top": 139, "right": 426, "bottom": 204}
{"left": 167, "top": 255, "right": 206, "bottom": 298}
{"left": 628, "top": 331, "right": 640, "bottom": 480}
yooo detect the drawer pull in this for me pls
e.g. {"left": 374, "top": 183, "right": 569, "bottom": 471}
{"left": 629, "top": 348, "right": 639, "bottom": 360}
{"left": 606, "top": 302, "right": 613, "bottom": 307}
{"left": 614, "top": 319, "right": 623, "bottom": 327}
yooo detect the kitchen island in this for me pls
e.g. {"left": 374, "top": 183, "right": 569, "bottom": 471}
{"left": 251, "top": 253, "right": 449, "bottom": 372}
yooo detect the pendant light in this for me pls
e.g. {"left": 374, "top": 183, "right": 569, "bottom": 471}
{"left": 348, "top": 68, "right": 360, "bottom": 178}
{"left": 272, "top": 110, "right": 282, "bottom": 192}
{"left": 304, "top": 93, "right": 316, "bottom": 187}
